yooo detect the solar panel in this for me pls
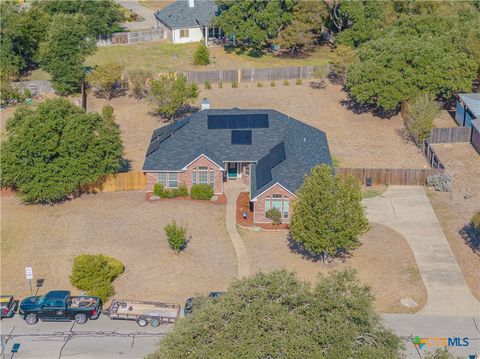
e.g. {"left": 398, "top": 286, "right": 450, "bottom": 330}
{"left": 208, "top": 114, "right": 269, "bottom": 129}
{"left": 256, "top": 155, "right": 273, "bottom": 189}
{"left": 269, "top": 141, "right": 286, "bottom": 168}
{"left": 146, "top": 137, "right": 161, "bottom": 156}
{"left": 231, "top": 130, "right": 252, "bottom": 145}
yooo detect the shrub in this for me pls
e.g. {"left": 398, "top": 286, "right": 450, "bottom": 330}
{"left": 154, "top": 183, "right": 165, "bottom": 197}
{"left": 270, "top": 81, "right": 276, "bottom": 87}
{"left": 190, "top": 184, "right": 213, "bottom": 200}
{"left": 283, "top": 80, "right": 289, "bottom": 86}
{"left": 178, "top": 184, "right": 189, "bottom": 197}
{"left": 128, "top": 70, "right": 151, "bottom": 99}
{"left": 70, "top": 254, "right": 124, "bottom": 302}
{"left": 231, "top": 80, "right": 238, "bottom": 88}
{"left": 295, "top": 78, "right": 302, "bottom": 85}
{"left": 427, "top": 173, "right": 452, "bottom": 192}
{"left": 266, "top": 208, "right": 282, "bottom": 225}
{"left": 257, "top": 82, "right": 263, "bottom": 87}
{"left": 193, "top": 43, "right": 210, "bottom": 65}
{"left": 102, "top": 105, "right": 115, "bottom": 124}
{"left": 472, "top": 210, "right": 480, "bottom": 231}
{"left": 164, "top": 220, "right": 187, "bottom": 253}
{"left": 204, "top": 80, "right": 212, "bottom": 89}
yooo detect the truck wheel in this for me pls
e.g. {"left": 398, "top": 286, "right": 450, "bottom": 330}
{"left": 74, "top": 313, "right": 88, "bottom": 324}
{"left": 25, "top": 313, "right": 38, "bottom": 325}
{"left": 150, "top": 318, "right": 160, "bottom": 327}
{"left": 137, "top": 317, "right": 148, "bottom": 327}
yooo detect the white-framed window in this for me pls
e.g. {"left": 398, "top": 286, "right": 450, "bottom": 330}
{"left": 283, "top": 197, "right": 289, "bottom": 219}
{"left": 158, "top": 172, "right": 178, "bottom": 188}
{"left": 244, "top": 164, "right": 250, "bottom": 176}
{"left": 192, "top": 166, "right": 215, "bottom": 188}
{"left": 264, "top": 194, "right": 289, "bottom": 219}
{"left": 209, "top": 169, "right": 215, "bottom": 189}
{"left": 180, "top": 29, "right": 189, "bottom": 38}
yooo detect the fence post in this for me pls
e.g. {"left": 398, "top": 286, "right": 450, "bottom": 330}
{"left": 237, "top": 69, "right": 241, "bottom": 84}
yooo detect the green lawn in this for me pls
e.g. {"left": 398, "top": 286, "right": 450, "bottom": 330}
{"left": 24, "top": 42, "right": 331, "bottom": 81}
{"left": 85, "top": 41, "right": 331, "bottom": 73}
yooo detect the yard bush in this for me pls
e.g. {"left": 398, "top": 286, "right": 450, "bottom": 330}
{"left": 178, "top": 184, "right": 189, "bottom": 197}
{"left": 204, "top": 80, "right": 212, "bottom": 89}
{"left": 231, "top": 80, "right": 238, "bottom": 88}
{"left": 266, "top": 208, "right": 282, "bottom": 225}
{"left": 193, "top": 42, "right": 210, "bottom": 65}
{"left": 283, "top": 80, "right": 289, "bottom": 86}
{"left": 295, "top": 78, "right": 302, "bottom": 85}
{"left": 70, "top": 254, "right": 124, "bottom": 302}
{"left": 257, "top": 82, "right": 263, "bottom": 87}
{"left": 472, "top": 210, "right": 480, "bottom": 232}
{"left": 164, "top": 220, "right": 187, "bottom": 253}
{"left": 427, "top": 173, "right": 452, "bottom": 192}
{"left": 405, "top": 93, "right": 441, "bottom": 143}
{"left": 190, "top": 184, "right": 213, "bottom": 200}
{"left": 218, "top": 82, "right": 223, "bottom": 89}
{"left": 153, "top": 183, "right": 165, "bottom": 197}
{"left": 270, "top": 81, "right": 276, "bottom": 87}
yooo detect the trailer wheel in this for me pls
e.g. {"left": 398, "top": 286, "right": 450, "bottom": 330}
{"left": 75, "top": 313, "right": 88, "bottom": 324}
{"left": 25, "top": 313, "right": 38, "bottom": 325}
{"left": 137, "top": 317, "right": 148, "bottom": 327}
{"left": 150, "top": 318, "right": 160, "bottom": 327}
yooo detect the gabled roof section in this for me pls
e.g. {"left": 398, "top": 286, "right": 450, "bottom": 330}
{"left": 155, "top": 0, "right": 217, "bottom": 29}
{"left": 459, "top": 93, "right": 480, "bottom": 119}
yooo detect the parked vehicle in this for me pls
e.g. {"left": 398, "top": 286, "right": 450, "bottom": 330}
{"left": 19, "top": 290, "right": 101, "bottom": 325}
{"left": 103, "top": 299, "right": 180, "bottom": 327}
{"left": 184, "top": 291, "right": 224, "bottom": 317}
{"left": 0, "top": 295, "right": 16, "bottom": 319}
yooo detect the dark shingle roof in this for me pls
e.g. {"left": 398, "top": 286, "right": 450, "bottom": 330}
{"left": 143, "top": 109, "right": 332, "bottom": 198}
{"left": 155, "top": 0, "right": 217, "bottom": 29}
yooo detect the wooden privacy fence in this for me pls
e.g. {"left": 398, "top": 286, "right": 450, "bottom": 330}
{"left": 422, "top": 141, "right": 446, "bottom": 169}
{"left": 334, "top": 167, "right": 444, "bottom": 186}
{"left": 180, "top": 65, "right": 323, "bottom": 84}
{"left": 428, "top": 127, "right": 472, "bottom": 143}
{"left": 82, "top": 172, "right": 146, "bottom": 193}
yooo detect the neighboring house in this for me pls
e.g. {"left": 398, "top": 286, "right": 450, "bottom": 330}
{"left": 455, "top": 93, "right": 480, "bottom": 128}
{"left": 143, "top": 109, "right": 332, "bottom": 224}
{"left": 154, "top": 0, "right": 218, "bottom": 44}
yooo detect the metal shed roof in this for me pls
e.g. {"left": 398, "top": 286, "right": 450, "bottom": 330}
{"left": 459, "top": 93, "right": 480, "bottom": 119}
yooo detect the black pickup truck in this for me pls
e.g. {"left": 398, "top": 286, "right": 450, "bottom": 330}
{"left": 19, "top": 290, "right": 101, "bottom": 325}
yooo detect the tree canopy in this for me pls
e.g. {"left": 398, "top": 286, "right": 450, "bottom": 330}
{"left": 39, "top": 14, "right": 96, "bottom": 94}
{"left": 290, "top": 164, "right": 369, "bottom": 257}
{"left": 149, "top": 269, "right": 402, "bottom": 358}
{"left": 1, "top": 98, "right": 123, "bottom": 203}
{"left": 338, "top": 1, "right": 479, "bottom": 110}
{"left": 214, "top": 0, "right": 297, "bottom": 52}
{"left": 87, "top": 62, "right": 124, "bottom": 100}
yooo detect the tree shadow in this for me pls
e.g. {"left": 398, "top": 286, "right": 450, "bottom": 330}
{"left": 118, "top": 158, "right": 132, "bottom": 172}
{"left": 287, "top": 232, "right": 353, "bottom": 263}
{"left": 309, "top": 81, "right": 327, "bottom": 90}
{"left": 150, "top": 104, "right": 199, "bottom": 123}
{"left": 460, "top": 224, "right": 480, "bottom": 256}
{"left": 91, "top": 87, "right": 127, "bottom": 101}
{"left": 340, "top": 95, "right": 397, "bottom": 119}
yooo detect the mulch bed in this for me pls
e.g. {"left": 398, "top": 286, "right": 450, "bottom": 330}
{"left": 236, "top": 192, "right": 289, "bottom": 230}
{"left": 145, "top": 192, "right": 227, "bottom": 204}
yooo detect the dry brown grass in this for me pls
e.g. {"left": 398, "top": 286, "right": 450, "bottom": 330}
{"left": 0, "top": 191, "right": 236, "bottom": 305}
{"left": 240, "top": 223, "right": 427, "bottom": 313}
{"left": 428, "top": 142, "right": 480, "bottom": 301}
{"left": 139, "top": 0, "right": 174, "bottom": 11}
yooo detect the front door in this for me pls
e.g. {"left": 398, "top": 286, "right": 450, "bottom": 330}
{"left": 227, "top": 163, "right": 237, "bottom": 179}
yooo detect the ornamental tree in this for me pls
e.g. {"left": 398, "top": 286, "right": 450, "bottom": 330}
{"left": 149, "top": 73, "right": 199, "bottom": 120}
{"left": 192, "top": 42, "right": 210, "bottom": 65}
{"left": 87, "top": 62, "right": 124, "bottom": 100}
{"left": 1, "top": 98, "right": 123, "bottom": 203}
{"left": 148, "top": 269, "right": 402, "bottom": 358}
{"left": 290, "top": 164, "right": 368, "bottom": 257}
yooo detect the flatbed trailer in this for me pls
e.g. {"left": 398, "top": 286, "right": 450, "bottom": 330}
{"left": 103, "top": 299, "right": 180, "bottom": 327}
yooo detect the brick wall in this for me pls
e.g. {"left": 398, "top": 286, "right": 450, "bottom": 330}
{"left": 146, "top": 155, "right": 224, "bottom": 195}
{"left": 253, "top": 184, "right": 295, "bottom": 223}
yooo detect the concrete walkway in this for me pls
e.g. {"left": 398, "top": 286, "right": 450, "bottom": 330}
{"left": 364, "top": 186, "right": 479, "bottom": 316}
{"left": 114, "top": 0, "right": 158, "bottom": 31}
{"left": 224, "top": 181, "right": 250, "bottom": 278}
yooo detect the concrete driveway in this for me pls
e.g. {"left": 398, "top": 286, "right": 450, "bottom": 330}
{"left": 364, "top": 186, "right": 480, "bottom": 316}
{"left": 114, "top": 0, "right": 158, "bottom": 31}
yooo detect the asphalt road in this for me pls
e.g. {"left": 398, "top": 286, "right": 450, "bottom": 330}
{"left": 2, "top": 314, "right": 479, "bottom": 358}
{"left": 0, "top": 315, "right": 171, "bottom": 359}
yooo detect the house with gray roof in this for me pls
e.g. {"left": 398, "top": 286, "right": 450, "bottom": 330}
{"left": 154, "top": 0, "right": 218, "bottom": 44}
{"left": 455, "top": 93, "right": 480, "bottom": 128}
{"left": 143, "top": 108, "right": 332, "bottom": 224}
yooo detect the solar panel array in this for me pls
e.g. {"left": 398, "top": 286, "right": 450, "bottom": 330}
{"left": 231, "top": 130, "right": 252, "bottom": 145}
{"left": 255, "top": 141, "right": 286, "bottom": 189}
{"left": 146, "top": 118, "right": 189, "bottom": 156}
{"left": 208, "top": 114, "right": 268, "bottom": 129}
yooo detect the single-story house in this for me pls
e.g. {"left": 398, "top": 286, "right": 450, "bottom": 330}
{"left": 143, "top": 109, "right": 332, "bottom": 224}
{"left": 455, "top": 93, "right": 480, "bottom": 128}
{"left": 154, "top": 0, "right": 219, "bottom": 44}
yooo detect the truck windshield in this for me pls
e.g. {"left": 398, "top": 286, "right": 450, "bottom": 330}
{"left": 37, "top": 296, "right": 45, "bottom": 306}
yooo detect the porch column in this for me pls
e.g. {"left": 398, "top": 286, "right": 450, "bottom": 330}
{"left": 204, "top": 26, "right": 208, "bottom": 46}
